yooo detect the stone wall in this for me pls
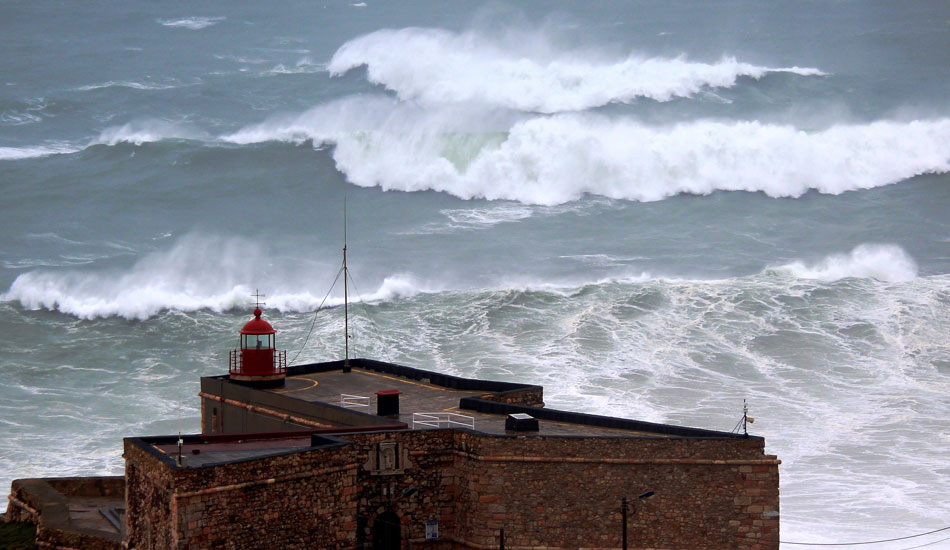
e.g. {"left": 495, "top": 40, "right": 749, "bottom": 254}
{"left": 5, "top": 477, "right": 123, "bottom": 550}
{"left": 452, "top": 433, "right": 778, "bottom": 550}
{"left": 347, "top": 430, "right": 460, "bottom": 547}
{"left": 125, "top": 442, "right": 177, "bottom": 550}
{"left": 125, "top": 436, "right": 361, "bottom": 549}
{"left": 125, "top": 429, "right": 778, "bottom": 550}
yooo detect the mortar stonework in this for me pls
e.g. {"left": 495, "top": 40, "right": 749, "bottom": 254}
{"left": 124, "top": 430, "right": 778, "bottom": 550}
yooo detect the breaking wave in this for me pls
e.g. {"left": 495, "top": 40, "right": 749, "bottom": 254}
{"left": 328, "top": 27, "right": 825, "bottom": 112}
{"left": 0, "top": 234, "right": 428, "bottom": 320}
{"left": 1, "top": 234, "right": 923, "bottom": 320}
{"left": 1, "top": 235, "right": 260, "bottom": 320}
{"left": 225, "top": 97, "right": 950, "bottom": 205}
{"left": 776, "top": 244, "right": 918, "bottom": 283}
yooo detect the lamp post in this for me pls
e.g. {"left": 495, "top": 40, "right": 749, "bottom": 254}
{"left": 621, "top": 497, "right": 628, "bottom": 550}
{"left": 621, "top": 491, "right": 655, "bottom": 550}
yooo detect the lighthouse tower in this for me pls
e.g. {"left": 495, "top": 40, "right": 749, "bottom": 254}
{"left": 229, "top": 304, "right": 287, "bottom": 388}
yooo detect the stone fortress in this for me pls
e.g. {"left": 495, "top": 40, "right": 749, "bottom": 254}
{"left": 6, "top": 307, "right": 780, "bottom": 549}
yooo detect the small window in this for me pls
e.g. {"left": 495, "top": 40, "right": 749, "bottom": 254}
{"left": 242, "top": 334, "right": 273, "bottom": 349}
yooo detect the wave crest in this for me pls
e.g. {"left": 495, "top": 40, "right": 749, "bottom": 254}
{"left": 225, "top": 98, "right": 950, "bottom": 205}
{"left": 1, "top": 235, "right": 263, "bottom": 320}
{"left": 778, "top": 244, "right": 918, "bottom": 283}
{"left": 3, "top": 236, "right": 920, "bottom": 321}
{"left": 93, "top": 119, "right": 206, "bottom": 146}
{"left": 0, "top": 234, "right": 431, "bottom": 320}
{"left": 328, "top": 27, "right": 825, "bottom": 112}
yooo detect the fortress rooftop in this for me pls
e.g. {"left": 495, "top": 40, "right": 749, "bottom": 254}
{"left": 165, "top": 358, "right": 757, "bottom": 468}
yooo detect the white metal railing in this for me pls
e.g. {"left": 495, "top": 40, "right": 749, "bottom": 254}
{"left": 412, "top": 412, "right": 475, "bottom": 430}
{"left": 340, "top": 394, "right": 370, "bottom": 409}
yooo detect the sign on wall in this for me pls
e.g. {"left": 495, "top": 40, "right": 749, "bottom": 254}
{"left": 425, "top": 520, "right": 439, "bottom": 540}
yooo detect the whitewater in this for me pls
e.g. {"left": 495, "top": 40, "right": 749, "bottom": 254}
{"left": 1, "top": 2, "right": 949, "bottom": 549}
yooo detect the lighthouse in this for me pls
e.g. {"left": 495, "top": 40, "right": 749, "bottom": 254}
{"left": 228, "top": 305, "right": 287, "bottom": 388}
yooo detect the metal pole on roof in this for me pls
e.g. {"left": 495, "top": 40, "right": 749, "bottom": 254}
{"left": 343, "top": 196, "right": 351, "bottom": 374}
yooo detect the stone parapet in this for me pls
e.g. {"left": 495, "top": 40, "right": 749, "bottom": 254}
{"left": 477, "top": 386, "right": 545, "bottom": 407}
{"left": 5, "top": 477, "right": 123, "bottom": 550}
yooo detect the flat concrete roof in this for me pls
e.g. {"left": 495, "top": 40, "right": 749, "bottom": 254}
{"left": 154, "top": 436, "right": 313, "bottom": 467}
{"left": 261, "top": 366, "right": 670, "bottom": 438}
{"left": 66, "top": 495, "right": 123, "bottom": 534}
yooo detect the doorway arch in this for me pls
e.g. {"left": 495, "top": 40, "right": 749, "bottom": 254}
{"left": 372, "top": 511, "right": 402, "bottom": 550}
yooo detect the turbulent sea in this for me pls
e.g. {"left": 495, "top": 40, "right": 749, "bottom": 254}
{"left": 2, "top": 1, "right": 949, "bottom": 547}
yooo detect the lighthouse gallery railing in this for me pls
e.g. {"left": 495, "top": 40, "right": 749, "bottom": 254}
{"left": 229, "top": 349, "right": 287, "bottom": 375}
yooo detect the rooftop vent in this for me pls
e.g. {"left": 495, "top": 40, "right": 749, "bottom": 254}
{"left": 376, "top": 389, "right": 401, "bottom": 417}
{"left": 505, "top": 413, "right": 539, "bottom": 432}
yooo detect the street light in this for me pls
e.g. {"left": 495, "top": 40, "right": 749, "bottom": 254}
{"left": 621, "top": 490, "right": 655, "bottom": 550}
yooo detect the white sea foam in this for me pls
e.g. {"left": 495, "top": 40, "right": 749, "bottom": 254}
{"left": 93, "top": 119, "right": 206, "bottom": 146}
{"left": 779, "top": 244, "right": 919, "bottom": 283}
{"left": 400, "top": 207, "right": 536, "bottom": 235}
{"left": 328, "top": 27, "right": 825, "bottom": 112}
{"left": 74, "top": 81, "right": 182, "bottom": 92}
{"left": 0, "top": 97, "right": 48, "bottom": 126}
{"left": 267, "top": 275, "right": 427, "bottom": 313}
{"left": 157, "top": 16, "right": 225, "bottom": 30}
{"left": 225, "top": 97, "right": 950, "bottom": 205}
{"left": 213, "top": 54, "right": 267, "bottom": 65}
{"left": 0, "top": 143, "right": 81, "bottom": 160}
{"left": 263, "top": 57, "right": 324, "bottom": 76}
{"left": 0, "top": 112, "right": 42, "bottom": 126}
{"left": 441, "top": 205, "right": 536, "bottom": 227}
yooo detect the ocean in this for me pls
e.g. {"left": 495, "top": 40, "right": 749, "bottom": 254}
{"left": 1, "top": 1, "right": 949, "bottom": 547}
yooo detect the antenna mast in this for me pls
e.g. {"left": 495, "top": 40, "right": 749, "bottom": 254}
{"left": 743, "top": 400, "right": 748, "bottom": 436}
{"left": 343, "top": 196, "right": 351, "bottom": 373}
{"left": 742, "top": 400, "right": 755, "bottom": 437}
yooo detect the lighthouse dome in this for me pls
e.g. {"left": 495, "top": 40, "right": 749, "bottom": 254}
{"left": 240, "top": 307, "right": 276, "bottom": 335}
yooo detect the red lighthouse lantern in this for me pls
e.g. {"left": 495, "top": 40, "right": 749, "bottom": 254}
{"left": 229, "top": 306, "right": 287, "bottom": 388}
